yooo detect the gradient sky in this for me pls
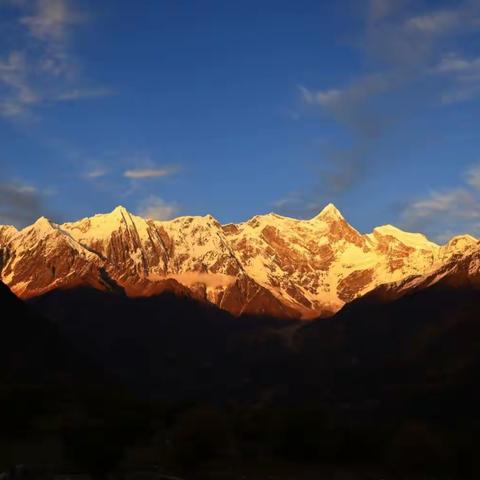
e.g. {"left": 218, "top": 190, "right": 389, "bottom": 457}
{"left": 1, "top": 0, "right": 480, "bottom": 242}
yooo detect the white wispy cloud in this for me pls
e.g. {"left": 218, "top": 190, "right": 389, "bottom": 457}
{"left": 300, "top": 73, "right": 394, "bottom": 132}
{"left": 124, "top": 166, "right": 178, "bottom": 179}
{"left": 432, "top": 53, "right": 480, "bottom": 104}
{"left": 21, "top": 0, "right": 82, "bottom": 42}
{"left": 0, "top": 51, "right": 39, "bottom": 117}
{"left": 302, "top": 1, "right": 480, "bottom": 115}
{"left": 84, "top": 166, "right": 108, "bottom": 179}
{"left": 21, "top": 0, "right": 83, "bottom": 77}
{"left": 300, "top": 86, "right": 341, "bottom": 107}
{"left": 56, "top": 88, "right": 115, "bottom": 101}
{"left": 137, "top": 195, "right": 179, "bottom": 220}
{"left": 0, "top": 0, "right": 110, "bottom": 119}
{"left": 441, "top": 84, "right": 480, "bottom": 104}
{"left": 364, "top": 1, "right": 480, "bottom": 86}
{"left": 434, "top": 54, "right": 480, "bottom": 75}
{"left": 399, "top": 164, "right": 480, "bottom": 242}
{"left": 368, "top": 0, "right": 404, "bottom": 22}
{"left": 466, "top": 164, "right": 480, "bottom": 190}
{"left": 405, "top": 10, "right": 463, "bottom": 34}
{"left": 404, "top": 190, "right": 480, "bottom": 220}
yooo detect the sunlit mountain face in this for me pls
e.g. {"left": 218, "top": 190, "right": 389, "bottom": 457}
{"left": 1, "top": 203, "right": 478, "bottom": 319}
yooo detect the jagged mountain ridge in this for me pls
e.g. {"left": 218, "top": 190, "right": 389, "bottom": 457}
{"left": 0, "top": 204, "right": 478, "bottom": 318}
{"left": 363, "top": 235, "right": 480, "bottom": 303}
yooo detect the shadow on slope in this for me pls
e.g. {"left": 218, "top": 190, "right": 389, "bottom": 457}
{"left": 11, "top": 278, "right": 480, "bottom": 478}
{"left": 297, "top": 279, "right": 480, "bottom": 421}
{"left": 0, "top": 281, "right": 97, "bottom": 385}
{"left": 0, "top": 282, "right": 152, "bottom": 475}
{"left": 30, "top": 287, "right": 298, "bottom": 404}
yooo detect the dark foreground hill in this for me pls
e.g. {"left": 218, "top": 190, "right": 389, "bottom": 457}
{"left": 291, "top": 279, "right": 480, "bottom": 477}
{"left": 30, "top": 286, "right": 295, "bottom": 403}
{"left": 5, "top": 277, "right": 480, "bottom": 478}
{"left": 0, "top": 281, "right": 97, "bottom": 385}
{"left": 0, "top": 282, "right": 149, "bottom": 476}
{"left": 30, "top": 277, "right": 480, "bottom": 412}
{"left": 296, "top": 267, "right": 480, "bottom": 415}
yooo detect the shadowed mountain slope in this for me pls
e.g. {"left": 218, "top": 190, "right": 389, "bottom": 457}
{"left": 0, "top": 281, "right": 97, "bottom": 385}
{"left": 30, "top": 287, "right": 296, "bottom": 403}
{"left": 295, "top": 262, "right": 480, "bottom": 422}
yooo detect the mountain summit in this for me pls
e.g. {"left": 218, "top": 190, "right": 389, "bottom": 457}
{"left": 0, "top": 204, "right": 477, "bottom": 318}
{"left": 312, "top": 203, "right": 345, "bottom": 222}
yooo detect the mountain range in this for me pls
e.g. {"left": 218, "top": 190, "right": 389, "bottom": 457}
{"left": 3, "top": 204, "right": 480, "bottom": 477}
{"left": 1, "top": 203, "right": 478, "bottom": 318}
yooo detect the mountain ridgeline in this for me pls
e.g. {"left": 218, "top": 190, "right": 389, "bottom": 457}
{"left": 1, "top": 203, "right": 478, "bottom": 318}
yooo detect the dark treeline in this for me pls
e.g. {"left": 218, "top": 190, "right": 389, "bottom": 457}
{"left": 2, "top": 389, "right": 480, "bottom": 479}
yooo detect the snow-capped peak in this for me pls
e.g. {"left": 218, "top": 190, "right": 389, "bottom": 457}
{"left": 444, "top": 234, "right": 478, "bottom": 255}
{"left": 312, "top": 203, "right": 344, "bottom": 222}
{"left": 23, "top": 216, "right": 56, "bottom": 235}
{"left": 1, "top": 204, "right": 479, "bottom": 319}
{"left": 62, "top": 205, "right": 152, "bottom": 242}
{"left": 110, "top": 205, "right": 131, "bottom": 217}
{"left": 101, "top": 205, "right": 140, "bottom": 224}
{"left": 0, "top": 225, "right": 19, "bottom": 243}
{"left": 371, "top": 224, "right": 437, "bottom": 249}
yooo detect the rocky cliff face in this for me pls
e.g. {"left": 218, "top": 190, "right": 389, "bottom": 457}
{"left": 1, "top": 204, "right": 478, "bottom": 318}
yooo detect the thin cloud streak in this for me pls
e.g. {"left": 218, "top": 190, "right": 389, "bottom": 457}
{"left": 56, "top": 88, "right": 115, "bottom": 101}
{"left": 85, "top": 167, "right": 108, "bottom": 179}
{"left": 124, "top": 167, "right": 178, "bottom": 179}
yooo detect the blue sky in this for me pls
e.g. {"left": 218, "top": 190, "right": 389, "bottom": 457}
{"left": 1, "top": 0, "right": 480, "bottom": 242}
